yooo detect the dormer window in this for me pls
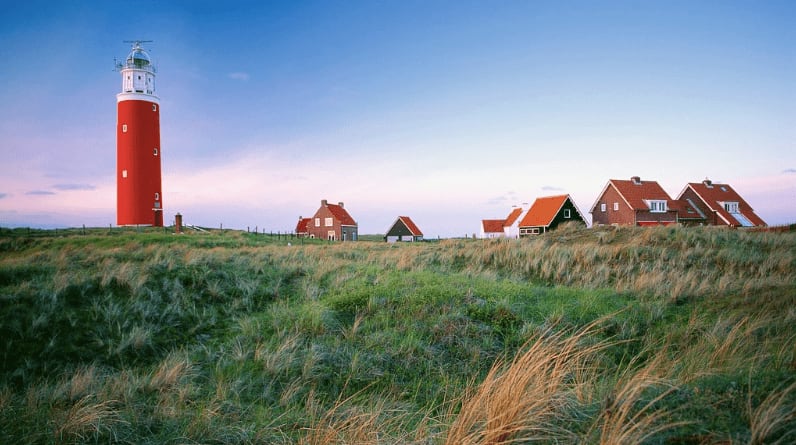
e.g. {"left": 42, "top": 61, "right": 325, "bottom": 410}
{"left": 723, "top": 202, "right": 739, "bottom": 213}
{"left": 647, "top": 200, "right": 667, "bottom": 213}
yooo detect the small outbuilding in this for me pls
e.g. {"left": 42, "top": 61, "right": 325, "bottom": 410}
{"left": 385, "top": 216, "right": 424, "bottom": 242}
{"left": 295, "top": 217, "right": 311, "bottom": 237}
{"left": 519, "top": 194, "right": 587, "bottom": 235}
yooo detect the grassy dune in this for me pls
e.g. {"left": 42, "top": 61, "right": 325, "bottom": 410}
{"left": 0, "top": 225, "right": 794, "bottom": 444}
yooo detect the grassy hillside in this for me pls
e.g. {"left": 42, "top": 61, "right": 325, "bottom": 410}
{"left": 0, "top": 225, "right": 794, "bottom": 444}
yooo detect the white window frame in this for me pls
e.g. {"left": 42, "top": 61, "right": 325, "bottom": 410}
{"left": 563, "top": 209, "right": 571, "bottom": 219}
{"left": 647, "top": 200, "right": 667, "bottom": 213}
{"left": 325, "top": 217, "right": 333, "bottom": 227}
{"left": 723, "top": 202, "right": 739, "bottom": 213}
{"left": 314, "top": 218, "right": 320, "bottom": 227}
{"left": 613, "top": 202, "right": 619, "bottom": 211}
{"left": 122, "top": 124, "right": 128, "bottom": 133}
{"left": 122, "top": 169, "right": 128, "bottom": 178}
{"left": 153, "top": 148, "right": 158, "bottom": 156}
{"left": 600, "top": 203, "right": 606, "bottom": 212}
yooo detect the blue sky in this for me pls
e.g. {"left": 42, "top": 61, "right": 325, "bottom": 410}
{"left": 1, "top": 1, "right": 794, "bottom": 237}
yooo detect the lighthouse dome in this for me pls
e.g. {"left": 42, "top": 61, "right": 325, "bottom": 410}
{"left": 126, "top": 44, "right": 151, "bottom": 68}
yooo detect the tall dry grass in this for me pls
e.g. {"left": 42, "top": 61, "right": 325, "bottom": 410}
{"left": 443, "top": 320, "right": 610, "bottom": 444}
{"left": 748, "top": 381, "right": 796, "bottom": 445}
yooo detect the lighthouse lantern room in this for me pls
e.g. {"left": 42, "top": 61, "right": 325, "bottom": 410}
{"left": 115, "top": 41, "right": 163, "bottom": 226}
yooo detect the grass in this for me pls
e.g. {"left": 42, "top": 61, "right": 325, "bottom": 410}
{"left": 0, "top": 225, "right": 794, "bottom": 443}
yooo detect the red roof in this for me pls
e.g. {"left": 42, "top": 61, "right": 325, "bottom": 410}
{"left": 682, "top": 181, "right": 766, "bottom": 227}
{"left": 295, "top": 217, "right": 311, "bottom": 233}
{"left": 503, "top": 207, "right": 524, "bottom": 227}
{"left": 519, "top": 195, "right": 570, "bottom": 227}
{"left": 481, "top": 219, "right": 505, "bottom": 233}
{"left": 398, "top": 216, "right": 423, "bottom": 236}
{"left": 326, "top": 203, "right": 357, "bottom": 226}
{"left": 594, "top": 178, "right": 675, "bottom": 212}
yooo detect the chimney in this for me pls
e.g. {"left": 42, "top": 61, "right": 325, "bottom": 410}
{"left": 703, "top": 178, "right": 713, "bottom": 188}
{"left": 338, "top": 202, "right": 344, "bottom": 208}
{"left": 321, "top": 199, "right": 328, "bottom": 206}
{"left": 298, "top": 215, "right": 303, "bottom": 220}
{"left": 631, "top": 176, "right": 641, "bottom": 185}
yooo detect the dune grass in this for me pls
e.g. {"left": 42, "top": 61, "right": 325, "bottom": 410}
{"left": 0, "top": 225, "right": 794, "bottom": 443}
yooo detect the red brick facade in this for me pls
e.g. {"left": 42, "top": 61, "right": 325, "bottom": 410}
{"left": 306, "top": 200, "right": 358, "bottom": 241}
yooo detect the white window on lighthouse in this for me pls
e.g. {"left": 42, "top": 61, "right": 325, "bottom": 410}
{"left": 122, "top": 124, "right": 127, "bottom": 133}
{"left": 122, "top": 170, "right": 128, "bottom": 178}
{"left": 153, "top": 148, "right": 158, "bottom": 156}
{"left": 154, "top": 192, "right": 160, "bottom": 201}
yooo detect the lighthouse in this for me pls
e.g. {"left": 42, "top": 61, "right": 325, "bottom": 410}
{"left": 115, "top": 41, "right": 163, "bottom": 226}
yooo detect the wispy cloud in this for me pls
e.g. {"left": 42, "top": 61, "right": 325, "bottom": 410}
{"left": 783, "top": 168, "right": 796, "bottom": 174}
{"left": 228, "top": 72, "right": 250, "bottom": 81}
{"left": 26, "top": 190, "right": 55, "bottom": 196}
{"left": 0, "top": 193, "right": 7, "bottom": 199}
{"left": 53, "top": 184, "right": 96, "bottom": 191}
{"left": 541, "top": 185, "right": 564, "bottom": 191}
{"left": 485, "top": 191, "right": 518, "bottom": 206}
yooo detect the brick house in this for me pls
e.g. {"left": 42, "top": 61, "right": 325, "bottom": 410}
{"left": 676, "top": 179, "right": 766, "bottom": 227}
{"left": 590, "top": 176, "right": 679, "bottom": 226}
{"left": 306, "top": 200, "right": 358, "bottom": 241}
{"left": 519, "top": 194, "right": 587, "bottom": 235}
{"left": 385, "top": 216, "right": 424, "bottom": 242}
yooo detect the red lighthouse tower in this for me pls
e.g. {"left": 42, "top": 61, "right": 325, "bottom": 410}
{"left": 115, "top": 41, "right": 163, "bottom": 226}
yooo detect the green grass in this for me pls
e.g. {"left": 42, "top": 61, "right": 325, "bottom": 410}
{"left": 0, "top": 225, "right": 794, "bottom": 443}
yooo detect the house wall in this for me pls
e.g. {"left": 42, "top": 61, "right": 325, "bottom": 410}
{"left": 592, "top": 186, "right": 635, "bottom": 225}
{"left": 549, "top": 199, "right": 587, "bottom": 230}
{"left": 635, "top": 209, "right": 678, "bottom": 225}
{"left": 386, "top": 221, "right": 412, "bottom": 238}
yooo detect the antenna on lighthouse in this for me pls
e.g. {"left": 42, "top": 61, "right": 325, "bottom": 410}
{"left": 116, "top": 40, "right": 156, "bottom": 72}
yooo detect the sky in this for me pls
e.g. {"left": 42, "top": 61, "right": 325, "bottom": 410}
{"left": 1, "top": 0, "right": 794, "bottom": 237}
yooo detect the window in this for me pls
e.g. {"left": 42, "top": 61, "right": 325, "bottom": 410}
{"left": 648, "top": 200, "right": 667, "bottom": 213}
{"left": 153, "top": 148, "right": 158, "bottom": 156}
{"left": 325, "top": 217, "right": 333, "bottom": 227}
{"left": 122, "top": 124, "right": 128, "bottom": 133}
{"left": 154, "top": 202, "right": 161, "bottom": 209}
{"left": 122, "top": 169, "right": 128, "bottom": 178}
{"left": 152, "top": 104, "right": 157, "bottom": 111}
{"left": 613, "top": 202, "right": 619, "bottom": 211}
{"left": 314, "top": 218, "right": 320, "bottom": 227}
{"left": 154, "top": 192, "right": 160, "bottom": 201}
{"left": 564, "top": 209, "right": 571, "bottom": 218}
{"left": 724, "top": 202, "right": 739, "bottom": 213}
{"left": 600, "top": 203, "right": 606, "bottom": 212}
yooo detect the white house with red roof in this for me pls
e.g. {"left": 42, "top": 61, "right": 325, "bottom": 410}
{"left": 480, "top": 219, "right": 506, "bottom": 239}
{"left": 306, "top": 200, "right": 358, "bottom": 241}
{"left": 519, "top": 195, "right": 587, "bottom": 235}
{"left": 502, "top": 204, "right": 530, "bottom": 238}
{"left": 385, "top": 216, "right": 424, "bottom": 242}
{"left": 590, "top": 176, "right": 679, "bottom": 226}
{"left": 676, "top": 179, "right": 766, "bottom": 228}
